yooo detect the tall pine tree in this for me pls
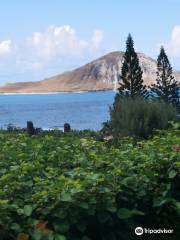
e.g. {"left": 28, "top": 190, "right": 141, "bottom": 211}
{"left": 151, "top": 46, "right": 180, "bottom": 112}
{"left": 118, "top": 34, "right": 147, "bottom": 98}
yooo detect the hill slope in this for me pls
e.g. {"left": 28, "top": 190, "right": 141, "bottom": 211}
{"left": 0, "top": 51, "right": 180, "bottom": 93}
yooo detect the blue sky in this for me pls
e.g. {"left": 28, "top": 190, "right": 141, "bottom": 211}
{"left": 0, "top": 0, "right": 180, "bottom": 84}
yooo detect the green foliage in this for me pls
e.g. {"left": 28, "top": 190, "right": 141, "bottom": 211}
{"left": 108, "top": 96, "right": 177, "bottom": 139}
{"left": 0, "top": 125, "right": 180, "bottom": 239}
{"left": 118, "top": 34, "right": 148, "bottom": 98}
{"left": 151, "top": 46, "right": 180, "bottom": 112}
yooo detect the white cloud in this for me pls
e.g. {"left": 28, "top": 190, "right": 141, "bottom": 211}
{"left": 26, "top": 25, "right": 102, "bottom": 62}
{"left": 0, "top": 25, "right": 104, "bottom": 83}
{"left": 0, "top": 40, "right": 13, "bottom": 55}
{"left": 91, "top": 30, "right": 104, "bottom": 50}
{"left": 165, "top": 25, "right": 180, "bottom": 56}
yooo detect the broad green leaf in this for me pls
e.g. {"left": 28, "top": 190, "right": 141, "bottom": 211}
{"left": 168, "top": 170, "right": 177, "bottom": 179}
{"left": 11, "top": 223, "right": 21, "bottom": 231}
{"left": 117, "top": 208, "right": 131, "bottom": 219}
{"left": 24, "top": 205, "right": 33, "bottom": 216}
{"left": 80, "top": 202, "right": 89, "bottom": 209}
{"left": 54, "top": 234, "right": 66, "bottom": 240}
{"left": 174, "top": 202, "right": 180, "bottom": 209}
{"left": 53, "top": 222, "right": 69, "bottom": 233}
{"left": 60, "top": 193, "right": 71, "bottom": 202}
{"left": 153, "top": 198, "right": 167, "bottom": 207}
{"left": 131, "top": 210, "right": 144, "bottom": 216}
{"left": 32, "top": 230, "right": 43, "bottom": 240}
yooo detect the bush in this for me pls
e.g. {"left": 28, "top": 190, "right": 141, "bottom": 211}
{"left": 107, "top": 95, "right": 177, "bottom": 139}
{"left": 0, "top": 125, "right": 180, "bottom": 240}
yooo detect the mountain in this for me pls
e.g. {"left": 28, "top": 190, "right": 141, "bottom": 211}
{"left": 0, "top": 51, "right": 180, "bottom": 93}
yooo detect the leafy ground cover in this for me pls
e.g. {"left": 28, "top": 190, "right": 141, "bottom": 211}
{"left": 0, "top": 124, "right": 180, "bottom": 240}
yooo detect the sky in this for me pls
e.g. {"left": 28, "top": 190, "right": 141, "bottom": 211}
{"left": 0, "top": 0, "right": 180, "bottom": 84}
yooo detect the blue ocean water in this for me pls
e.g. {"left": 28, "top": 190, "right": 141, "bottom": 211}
{"left": 0, "top": 91, "right": 116, "bottom": 130}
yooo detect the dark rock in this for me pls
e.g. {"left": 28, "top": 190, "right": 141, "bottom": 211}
{"left": 27, "top": 121, "right": 35, "bottom": 135}
{"left": 64, "top": 123, "right": 71, "bottom": 132}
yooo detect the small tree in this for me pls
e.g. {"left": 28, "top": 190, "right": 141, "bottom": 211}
{"left": 151, "top": 46, "right": 180, "bottom": 112}
{"left": 118, "top": 34, "right": 148, "bottom": 98}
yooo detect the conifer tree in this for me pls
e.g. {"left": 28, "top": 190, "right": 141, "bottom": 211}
{"left": 151, "top": 46, "right": 180, "bottom": 112}
{"left": 118, "top": 34, "right": 147, "bottom": 97}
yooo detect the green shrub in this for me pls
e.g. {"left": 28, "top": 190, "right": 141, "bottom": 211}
{"left": 0, "top": 124, "right": 180, "bottom": 239}
{"left": 108, "top": 95, "right": 177, "bottom": 139}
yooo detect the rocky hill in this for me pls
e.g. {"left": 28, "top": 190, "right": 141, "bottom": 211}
{"left": 0, "top": 51, "right": 179, "bottom": 93}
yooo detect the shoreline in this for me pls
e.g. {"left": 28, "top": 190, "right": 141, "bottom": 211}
{"left": 0, "top": 89, "right": 116, "bottom": 95}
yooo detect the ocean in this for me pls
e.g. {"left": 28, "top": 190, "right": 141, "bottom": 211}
{"left": 0, "top": 91, "right": 116, "bottom": 131}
